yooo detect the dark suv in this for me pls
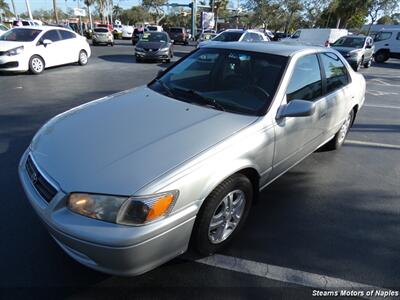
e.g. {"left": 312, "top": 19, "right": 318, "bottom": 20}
{"left": 168, "top": 27, "right": 188, "bottom": 45}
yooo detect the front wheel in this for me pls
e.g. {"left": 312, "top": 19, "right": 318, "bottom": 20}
{"left": 375, "top": 51, "right": 389, "bottom": 63}
{"left": 29, "top": 55, "right": 45, "bottom": 75}
{"left": 191, "top": 174, "right": 253, "bottom": 255}
{"left": 78, "top": 50, "right": 88, "bottom": 66}
{"left": 364, "top": 58, "right": 372, "bottom": 68}
{"left": 324, "top": 110, "right": 354, "bottom": 151}
{"left": 352, "top": 60, "right": 361, "bottom": 71}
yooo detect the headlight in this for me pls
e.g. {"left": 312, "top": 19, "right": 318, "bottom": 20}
{"left": 160, "top": 47, "right": 169, "bottom": 52}
{"left": 67, "top": 190, "right": 178, "bottom": 225}
{"left": 6, "top": 46, "right": 24, "bottom": 56}
{"left": 135, "top": 47, "right": 144, "bottom": 52}
{"left": 349, "top": 50, "right": 362, "bottom": 57}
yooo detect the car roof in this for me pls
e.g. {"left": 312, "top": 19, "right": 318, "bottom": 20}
{"left": 202, "top": 41, "right": 326, "bottom": 57}
{"left": 12, "top": 25, "right": 73, "bottom": 31}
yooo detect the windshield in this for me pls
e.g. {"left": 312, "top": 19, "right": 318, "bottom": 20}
{"left": 94, "top": 28, "right": 109, "bottom": 33}
{"left": 213, "top": 31, "right": 243, "bottom": 42}
{"left": 140, "top": 32, "right": 168, "bottom": 42}
{"left": 0, "top": 28, "right": 42, "bottom": 42}
{"left": 148, "top": 48, "right": 288, "bottom": 116}
{"left": 170, "top": 28, "right": 183, "bottom": 33}
{"left": 332, "top": 37, "right": 365, "bottom": 48}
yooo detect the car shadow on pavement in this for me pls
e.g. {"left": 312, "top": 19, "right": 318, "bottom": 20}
{"left": 372, "top": 61, "right": 400, "bottom": 70}
{"left": 352, "top": 123, "right": 400, "bottom": 133}
{"left": 98, "top": 54, "right": 136, "bottom": 63}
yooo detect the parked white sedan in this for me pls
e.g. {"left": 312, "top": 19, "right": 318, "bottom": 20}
{"left": 0, "top": 26, "right": 91, "bottom": 74}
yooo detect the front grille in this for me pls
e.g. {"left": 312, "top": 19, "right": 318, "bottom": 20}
{"left": 26, "top": 155, "right": 57, "bottom": 203}
{"left": 144, "top": 48, "right": 159, "bottom": 52}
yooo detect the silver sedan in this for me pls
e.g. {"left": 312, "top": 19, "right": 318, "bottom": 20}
{"left": 19, "top": 42, "right": 365, "bottom": 276}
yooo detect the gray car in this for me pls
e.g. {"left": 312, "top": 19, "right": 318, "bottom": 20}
{"left": 135, "top": 31, "right": 173, "bottom": 63}
{"left": 331, "top": 35, "right": 374, "bottom": 71}
{"left": 19, "top": 42, "right": 365, "bottom": 276}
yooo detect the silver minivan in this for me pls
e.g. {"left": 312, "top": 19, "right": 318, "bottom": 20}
{"left": 19, "top": 42, "right": 365, "bottom": 276}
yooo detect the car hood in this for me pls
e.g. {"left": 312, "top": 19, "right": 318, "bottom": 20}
{"left": 0, "top": 41, "right": 29, "bottom": 51}
{"left": 137, "top": 41, "right": 166, "bottom": 49}
{"left": 30, "top": 86, "right": 257, "bottom": 195}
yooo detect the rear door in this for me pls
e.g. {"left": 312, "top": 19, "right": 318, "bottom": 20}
{"left": 271, "top": 54, "right": 327, "bottom": 178}
{"left": 318, "top": 52, "right": 353, "bottom": 139}
{"left": 58, "top": 30, "right": 78, "bottom": 63}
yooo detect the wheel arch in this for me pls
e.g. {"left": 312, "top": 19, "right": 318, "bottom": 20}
{"left": 29, "top": 54, "right": 46, "bottom": 69}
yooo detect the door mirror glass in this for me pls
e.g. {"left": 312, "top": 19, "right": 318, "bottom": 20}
{"left": 277, "top": 99, "right": 316, "bottom": 119}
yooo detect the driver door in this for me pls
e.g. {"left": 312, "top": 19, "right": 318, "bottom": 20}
{"left": 36, "top": 30, "right": 63, "bottom": 67}
{"left": 271, "top": 54, "right": 327, "bottom": 178}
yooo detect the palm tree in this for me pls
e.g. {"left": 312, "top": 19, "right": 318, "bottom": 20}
{"left": 0, "top": 0, "right": 12, "bottom": 19}
{"left": 84, "top": 0, "right": 95, "bottom": 29}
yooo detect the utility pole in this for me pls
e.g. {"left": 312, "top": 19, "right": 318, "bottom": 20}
{"left": 25, "top": 0, "right": 33, "bottom": 20}
{"left": 77, "top": 0, "right": 83, "bottom": 35}
{"left": 11, "top": 0, "right": 17, "bottom": 18}
{"left": 191, "top": 0, "right": 197, "bottom": 38}
{"left": 53, "top": 0, "right": 58, "bottom": 23}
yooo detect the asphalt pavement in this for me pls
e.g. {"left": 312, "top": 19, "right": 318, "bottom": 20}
{"left": 0, "top": 40, "right": 399, "bottom": 300}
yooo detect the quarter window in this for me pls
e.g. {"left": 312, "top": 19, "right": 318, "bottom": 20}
{"left": 286, "top": 54, "right": 322, "bottom": 102}
{"left": 320, "top": 53, "right": 349, "bottom": 93}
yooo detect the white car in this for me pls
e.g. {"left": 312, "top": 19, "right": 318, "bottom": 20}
{"left": 0, "top": 26, "right": 91, "bottom": 74}
{"left": 121, "top": 25, "right": 134, "bottom": 39}
{"left": 146, "top": 25, "right": 163, "bottom": 32}
{"left": 373, "top": 29, "right": 400, "bottom": 63}
{"left": 198, "top": 29, "right": 269, "bottom": 48}
{"left": 0, "top": 24, "right": 9, "bottom": 36}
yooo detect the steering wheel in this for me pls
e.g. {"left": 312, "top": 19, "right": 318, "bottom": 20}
{"left": 241, "top": 85, "right": 270, "bottom": 100}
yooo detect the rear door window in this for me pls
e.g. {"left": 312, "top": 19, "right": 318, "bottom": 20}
{"left": 59, "top": 30, "right": 76, "bottom": 40}
{"left": 320, "top": 52, "right": 349, "bottom": 94}
{"left": 286, "top": 54, "right": 322, "bottom": 102}
{"left": 40, "top": 30, "right": 61, "bottom": 42}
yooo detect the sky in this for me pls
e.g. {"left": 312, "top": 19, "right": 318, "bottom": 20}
{"left": 8, "top": 0, "right": 238, "bottom": 15}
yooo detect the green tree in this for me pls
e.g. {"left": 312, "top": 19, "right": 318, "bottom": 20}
{"left": 142, "top": 0, "right": 167, "bottom": 24}
{"left": 282, "top": 0, "right": 303, "bottom": 34}
{"left": 0, "top": 0, "right": 12, "bottom": 19}
{"left": 303, "top": 0, "right": 331, "bottom": 27}
{"left": 377, "top": 15, "right": 394, "bottom": 24}
{"left": 245, "top": 0, "right": 283, "bottom": 31}
{"left": 366, "top": 0, "right": 399, "bottom": 34}
{"left": 209, "top": 0, "right": 229, "bottom": 30}
{"left": 120, "top": 6, "right": 150, "bottom": 25}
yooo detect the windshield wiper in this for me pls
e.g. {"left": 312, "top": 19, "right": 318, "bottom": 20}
{"left": 155, "top": 79, "right": 174, "bottom": 98}
{"left": 174, "top": 88, "right": 226, "bottom": 112}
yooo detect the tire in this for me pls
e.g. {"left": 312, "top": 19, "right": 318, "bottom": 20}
{"left": 136, "top": 56, "right": 142, "bottom": 63}
{"left": 364, "top": 57, "right": 372, "bottom": 68}
{"left": 352, "top": 60, "right": 361, "bottom": 71}
{"left": 191, "top": 174, "right": 253, "bottom": 255}
{"left": 29, "top": 55, "right": 45, "bottom": 75}
{"left": 78, "top": 50, "right": 88, "bottom": 66}
{"left": 375, "top": 51, "right": 389, "bottom": 63}
{"left": 324, "top": 110, "right": 354, "bottom": 151}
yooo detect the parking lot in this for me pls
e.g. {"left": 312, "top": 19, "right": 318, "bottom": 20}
{"left": 1, "top": 40, "right": 399, "bottom": 299}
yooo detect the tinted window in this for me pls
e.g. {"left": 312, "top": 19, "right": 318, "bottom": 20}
{"left": 149, "top": 48, "right": 288, "bottom": 116}
{"left": 332, "top": 37, "right": 365, "bottom": 48}
{"left": 41, "top": 30, "right": 61, "bottom": 42}
{"left": 94, "top": 28, "right": 108, "bottom": 33}
{"left": 286, "top": 54, "right": 322, "bottom": 102}
{"left": 320, "top": 52, "right": 349, "bottom": 93}
{"left": 59, "top": 30, "right": 76, "bottom": 40}
{"left": 170, "top": 28, "right": 183, "bottom": 33}
{"left": 0, "top": 28, "right": 42, "bottom": 41}
{"left": 374, "top": 32, "right": 392, "bottom": 42}
{"left": 242, "top": 33, "right": 252, "bottom": 42}
{"left": 140, "top": 32, "right": 168, "bottom": 42}
{"left": 213, "top": 31, "right": 243, "bottom": 42}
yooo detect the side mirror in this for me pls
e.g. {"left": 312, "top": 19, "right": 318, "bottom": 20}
{"left": 276, "top": 99, "right": 316, "bottom": 119}
{"left": 42, "top": 39, "right": 52, "bottom": 46}
{"left": 157, "top": 69, "right": 164, "bottom": 77}
{"left": 170, "top": 40, "right": 174, "bottom": 44}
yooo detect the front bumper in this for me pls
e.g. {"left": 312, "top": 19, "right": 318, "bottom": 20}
{"left": 0, "top": 55, "right": 27, "bottom": 71}
{"left": 135, "top": 50, "right": 169, "bottom": 60}
{"left": 93, "top": 36, "right": 113, "bottom": 43}
{"left": 18, "top": 150, "right": 197, "bottom": 276}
